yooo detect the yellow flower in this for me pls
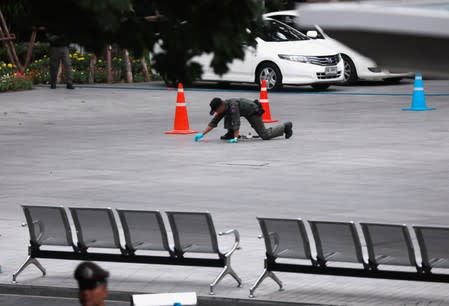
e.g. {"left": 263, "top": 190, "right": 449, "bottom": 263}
{"left": 7, "top": 63, "right": 13, "bottom": 68}
{"left": 2, "top": 63, "right": 5, "bottom": 67}
{"left": 79, "top": 57, "right": 85, "bottom": 61}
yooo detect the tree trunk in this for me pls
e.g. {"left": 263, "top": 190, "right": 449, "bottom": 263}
{"left": 123, "top": 49, "right": 133, "bottom": 83}
{"left": 23, "top": 30, "right": 37, "bottom": 72}
{"left": 106, "top": 45, "right": 112, "bottom": 83}
{"left": 140, "top": 56, "right": 151, "bottom": 82}
{"left": 0, "top": 21, "right": 15, "bottom": 69}
{"left": 0, "top": 10, "right": 22, "bottom": 71}
{"left": 88, "top": 54, "right": 96, "bottom": 84}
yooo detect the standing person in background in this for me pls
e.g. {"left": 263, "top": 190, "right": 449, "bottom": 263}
{"left": 46, "top": 31, "right": 74, "bottom": 89}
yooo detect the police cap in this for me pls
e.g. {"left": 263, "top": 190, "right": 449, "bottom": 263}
{"left": 209, "top": 97, "right": 223, "bottom": 115}
{"left": 74, "top": 261, "right": 109, "bottom": 290}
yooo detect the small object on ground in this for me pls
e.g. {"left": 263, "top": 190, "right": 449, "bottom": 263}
{"left": 229, "top": 137, "right": 238, "bottom": 143}
{"left": 284, "top": 122, "right": 293, "bottom": 139}
{"left": 131, "top": 292, "right": 197, "bottom": 306}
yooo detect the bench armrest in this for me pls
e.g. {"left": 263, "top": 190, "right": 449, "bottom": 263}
{"left": 258, "top": 232, "right": 280, "bottom": 257}
{"left": 219, "top": 229, "right": 240, "bottom": 256}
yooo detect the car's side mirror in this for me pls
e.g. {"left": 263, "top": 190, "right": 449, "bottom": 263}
{"left": 307, "top": 30, "right": 318, "bottom": 39}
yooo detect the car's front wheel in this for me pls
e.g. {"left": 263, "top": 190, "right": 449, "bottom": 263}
{"left": 341, "top": 54, "right": 358, "bottom": 85}
{"left": 256, "top": 62, "right": 283, "bottom": 90}
{"left": 311, "top": 84, "right": 331, "bottom": 91}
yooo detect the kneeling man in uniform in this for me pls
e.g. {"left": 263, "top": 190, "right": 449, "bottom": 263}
{"left": 195, "top": 97, "right": 293, "bottom": 143}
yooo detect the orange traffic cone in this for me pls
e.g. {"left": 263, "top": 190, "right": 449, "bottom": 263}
{"left": 259, "top": 80, "right": 278, "bottom": 123}
{"left": 165, "top": 83, "right": 198, "bottom": 134}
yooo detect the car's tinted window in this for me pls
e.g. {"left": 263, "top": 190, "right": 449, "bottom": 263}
{"left": 259, "top": 20, "right": 308, "bottom": 42}
{"left": 267, "top": 15, "right": 325, "bottom": 39}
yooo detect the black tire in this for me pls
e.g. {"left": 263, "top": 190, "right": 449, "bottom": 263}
{"left": 218, "top": 81, "right": 231, "bottom": 88}
{"left": 256, "top": 62, "right": 283, "bottom": 90}
{"left": 341, "top": 54, "right": 358, "bottom": 85}
{"left": 384, "top": 77, "right": 402, "bottom": 85}
{"left": 162, "top": 76, "right": 175, "bottom": 87}
{"left": 311, "top": 84, "right": 331, "bottom": 91}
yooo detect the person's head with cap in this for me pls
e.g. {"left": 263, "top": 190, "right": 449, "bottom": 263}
{"left": 74, "top": 262, "right": 109, "bottom": 306}
{"left": 209, "top": 97, "right": 226, "bottom": 115}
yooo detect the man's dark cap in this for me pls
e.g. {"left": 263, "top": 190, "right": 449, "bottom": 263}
{"left": 209, "top": 97, "right": 223, "bottom": 115}
{"left": 74, "top": 262, "right": 109, "bottom": 290}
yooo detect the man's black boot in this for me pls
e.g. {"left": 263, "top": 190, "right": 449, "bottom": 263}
{"left": 50, "top": 82, "right": 56, "bottom": 89}
{"left": 220, "top": 130, "right": 235, "bottom": 140}
{"left": 284, "top": 121, "right": 293, "bottom": 139}
{"left": 66, "top": 83, "right": 75, "bottom": 90}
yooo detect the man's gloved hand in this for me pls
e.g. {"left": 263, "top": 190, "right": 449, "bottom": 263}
{"left": 194, "top": 133, "right": 204, "bottom": 142}
{"left": 228, "top": 137, "right": 238, "bottom": 143}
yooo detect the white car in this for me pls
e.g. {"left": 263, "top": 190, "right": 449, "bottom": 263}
{"left": 264, "top": 10, "right": 412, "bottom": 85}
{"left": 195, "top": 18, "right": 344, "bottom": 90}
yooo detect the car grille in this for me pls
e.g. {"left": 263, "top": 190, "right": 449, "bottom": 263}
{"left": 309, "top": 55, "right": 340, "bottom": 66}
{"left": 316, "top": 71, "right": 342, "bottom": 79}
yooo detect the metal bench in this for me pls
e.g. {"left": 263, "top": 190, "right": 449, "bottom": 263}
{"left": 250, "top": 218, "right": 449, "bottom": 298}
{"left": 166, "top": 211, "right": 242, "bottom": 294}
{"left": 249, "top": 217, "right": 313, "bottom": 298}
{"left": 13, "top": 206, "right": 242, "bottom": 294}
{"left": 361, "top": 222, "right": 418, "bottom": 271}
{"left": 414, "top": 225, "right": 449, "bottom": 273}
{"left": 310, "top": 220, "right": 366, "bottom": 268}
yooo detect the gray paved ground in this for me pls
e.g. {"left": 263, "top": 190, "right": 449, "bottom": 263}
{"left": 1, "top": 80, "right": 449, "bottom": 305}
{"left": 0, "top": 294, "right": 128, "bottom": 306}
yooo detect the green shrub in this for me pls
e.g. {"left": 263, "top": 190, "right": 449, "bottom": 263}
{"left": 0, "top": 73, "right": 33, "bottom": 92}
{"left": 0, "top": 48, "right": 158, "bottom": 90}
{"left": 72, "top": 70, "right": 88, "bottom": 84}
{"left": 94, "top": 70, "right": 107, "bottom": 83}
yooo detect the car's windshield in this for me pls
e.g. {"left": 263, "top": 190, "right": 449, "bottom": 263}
{"left": 259, "top": 19, "right": 309, "bottom": 42}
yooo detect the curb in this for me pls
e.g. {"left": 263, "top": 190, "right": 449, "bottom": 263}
{"left": 0, "top": 283, "right": 328, "bottom": 306}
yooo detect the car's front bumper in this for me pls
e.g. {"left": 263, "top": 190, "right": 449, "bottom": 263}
{"left": 357, "top": 67, "right": 413, "bottom": 81}
{"left": 279, "top": 60, "right": 344, "bottom": 85}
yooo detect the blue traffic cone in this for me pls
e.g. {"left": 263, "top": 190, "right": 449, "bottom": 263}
{"left": 402, "top": 72, "right": 435, "bottom": 111}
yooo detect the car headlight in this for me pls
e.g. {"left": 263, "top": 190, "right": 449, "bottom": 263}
{"left": 278, "top": 54, "right": 310, "bottom": 63}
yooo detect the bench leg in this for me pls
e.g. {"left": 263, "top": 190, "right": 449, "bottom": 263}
{"left": 209, "top": 257, "right": 243, "bottom": 295}
{"left": 249, "top": 269, "right": 283, "bottom": 298}
{"left": 12, "top": 256, "right": 46, "bottom": 283}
